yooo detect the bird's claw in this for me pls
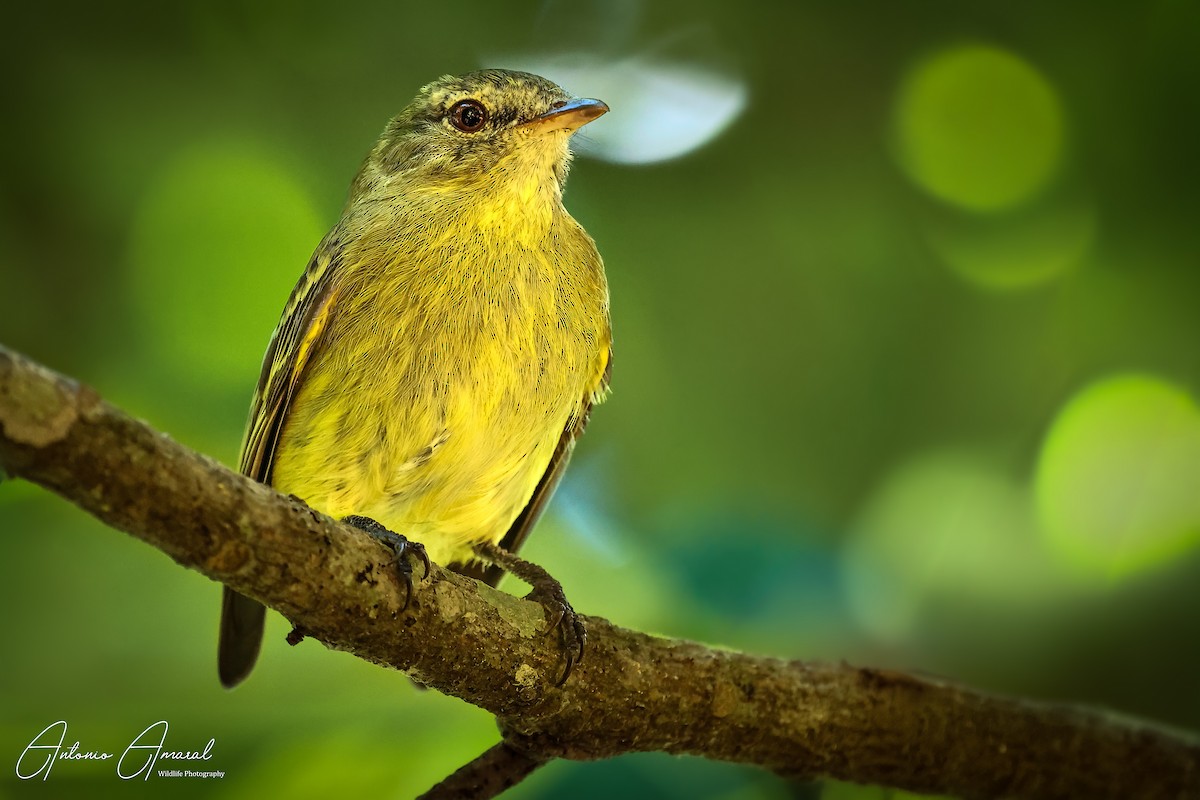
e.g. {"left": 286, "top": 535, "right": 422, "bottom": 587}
{"left": 343, "top": 515, "right": 429, "bottom": 611}
{"left": 527, "top": 583, "right": 587, "bottom": 686}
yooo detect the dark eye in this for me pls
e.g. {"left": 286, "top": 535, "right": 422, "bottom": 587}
{"left": 449, "top": 100, "right": 488, "bottom": 133}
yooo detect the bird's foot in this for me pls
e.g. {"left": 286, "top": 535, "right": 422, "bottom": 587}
{"left": 474, "top": 542, "right": 586, "bottom": 686}
{"left": 343, "top": 515, "right": 430, "bottom": 611}
{"left": 526, "top": 580, "right": 586, "bottom": 686}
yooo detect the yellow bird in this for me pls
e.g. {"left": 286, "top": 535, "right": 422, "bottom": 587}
{"left": 219, "top": 69, "right": 612, "bottom": 688}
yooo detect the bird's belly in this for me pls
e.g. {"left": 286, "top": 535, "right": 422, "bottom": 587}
{"left": 270, "top": 321, "right": 585, "bottom": 567}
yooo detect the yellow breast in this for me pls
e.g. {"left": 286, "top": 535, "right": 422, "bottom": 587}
{"left": 270, "top": 197, "right": 609, "bottom": 567}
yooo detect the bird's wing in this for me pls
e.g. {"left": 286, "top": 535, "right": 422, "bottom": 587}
{"left": 238, "top": 239, "right": 342, "bottom": 483}
{"left": 452, "top": 345, "right": 612, "bottom": 588}
{"left": 219, "top": 236, "right": 341, "bottom": 689}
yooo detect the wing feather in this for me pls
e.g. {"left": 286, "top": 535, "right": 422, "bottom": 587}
{"left": 239, "top": 241, "right": 341, "bottom": 482}
{"left": 219, "top": 237, "right": 341, "bottom": 688}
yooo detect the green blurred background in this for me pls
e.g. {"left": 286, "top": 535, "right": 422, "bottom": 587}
{"left": 2, "top": 1, "right": 1199, "bottom": 798}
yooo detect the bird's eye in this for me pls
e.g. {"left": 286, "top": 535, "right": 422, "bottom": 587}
{"left": 449, "top": 100, "right": 488, "bottom": 133}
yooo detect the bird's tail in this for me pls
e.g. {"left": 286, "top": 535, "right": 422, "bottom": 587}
{"left": 218, "top": 588, "right": 266, "bottom": 688}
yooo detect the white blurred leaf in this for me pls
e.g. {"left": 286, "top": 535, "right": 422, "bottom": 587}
{"left": 502, "top": 52, "right": 747, "bottom": 165}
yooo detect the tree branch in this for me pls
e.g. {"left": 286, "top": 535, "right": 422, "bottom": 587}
{"left": 417, "top": 742, "right": 549, "bottom": 800}
{"left": 1, "top": 343, "right": 1197, "bottom": 800}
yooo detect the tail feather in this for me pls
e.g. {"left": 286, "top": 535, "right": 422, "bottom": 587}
{"left": 218, "top": 588, "right": 266, "bottom": 688}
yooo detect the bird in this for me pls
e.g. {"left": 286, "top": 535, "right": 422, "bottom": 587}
{"left": 218, "top": 69, "right": 612, "bottom": 689}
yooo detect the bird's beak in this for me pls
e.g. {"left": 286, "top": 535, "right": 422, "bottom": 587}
{"left": 521, "top": 98, "right": 609, "bottom": 134}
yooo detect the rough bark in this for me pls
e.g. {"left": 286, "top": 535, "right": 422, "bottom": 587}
{"left": 418, "top": 742, "right": 549, "bottom": 800}
{"left": 1, "top": 344, "right": 1197, "bottom": 800}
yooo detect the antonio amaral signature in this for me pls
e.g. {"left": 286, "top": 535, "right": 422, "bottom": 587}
{"left": 15, "top": 720, "right": 220, "bottom": 781}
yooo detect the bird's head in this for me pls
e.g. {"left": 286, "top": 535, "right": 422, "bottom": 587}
{"left": 354, "top": 69, "right": 607, "bottom": 204}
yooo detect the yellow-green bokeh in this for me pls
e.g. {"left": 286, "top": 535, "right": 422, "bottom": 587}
{"left": 924, "top": 199, "right": 1095, "bottom": 290}
{"left": 894, "top": 44, "right": 1065, "bottom": 212}
{"left": 843, "top": 450, "right": 1066, "bottom": 642}
{"left": 1036, "top": 374, "right": 1200, "bottom": 577}
{"left": 127, "top": 141, "right": 325, "bottom": 388}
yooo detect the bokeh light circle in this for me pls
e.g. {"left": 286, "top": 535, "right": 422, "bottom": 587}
{"left": 894, "top": 44, "right": 1065, "bottom": 212}
{"left": 127, "top": 142, "right": 325, "bottom": 386}
{"left": 844, "top": 451, "right": 1058, "bottom": 642}
{"left": 925, "top": 199, "right": 1095, "bottom": 290}
{"left": 1036, "top": 374, "right": 1200, "bottom": 576}
{"left": 502, "top": 54, "right": 747, "bottom": 165}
